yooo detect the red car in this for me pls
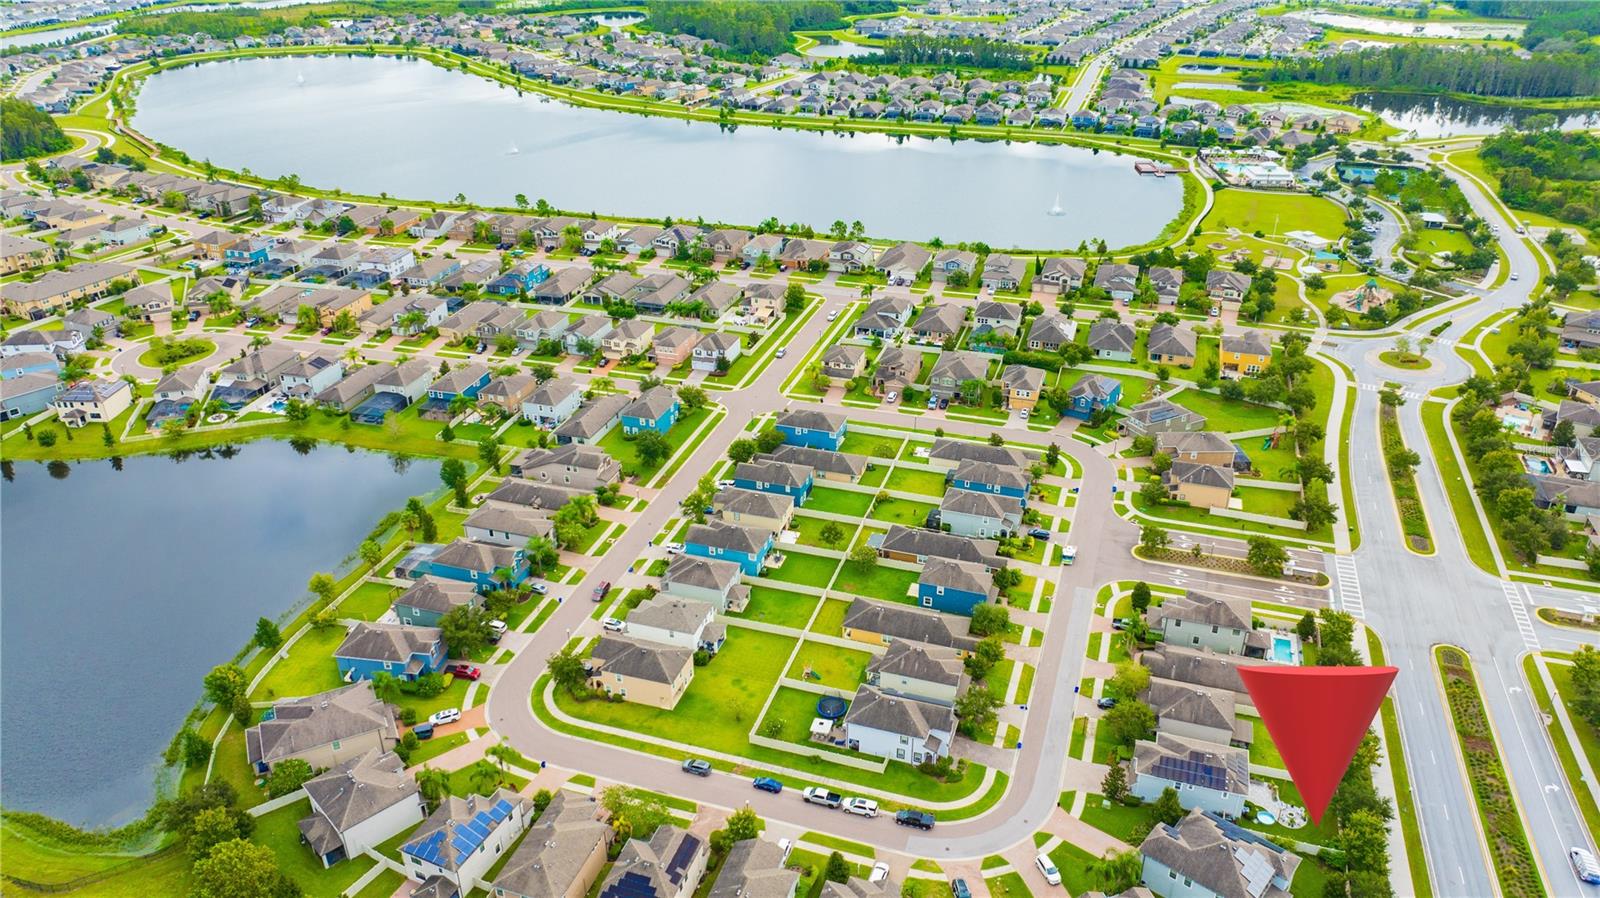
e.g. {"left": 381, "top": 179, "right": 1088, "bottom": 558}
{"left": 447, "top": 664, "right": 482, "bottom": 681}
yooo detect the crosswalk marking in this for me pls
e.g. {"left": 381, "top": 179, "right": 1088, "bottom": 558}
{"left": 1356, "top": 382, "right": 1423, "bottom": 401}
{"left": 1500, "top": 581, "right": 1541, "bottom": 650}
{"left": 1334, "top": 555, "right": 1366, "bottom": 619}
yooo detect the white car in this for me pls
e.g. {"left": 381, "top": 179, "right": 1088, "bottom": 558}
{"left": 869, "top": 861, "right": 891, "bottom": 884}
{"left": 602, "top": 617, "right": 625, "bottom": 632}
{"left": 429, "top": 708, "right": 461, "bottom": 726}
{"left": 842, "top": 797, "right": 879, "bottom": 817}
{"left": 529, "top": 582, "right": 548, "bottom": 595}
{"left": 776, "top": 347, "right": 787, "bottom": 358}
{"left": 884, "top": 391, "right": 899, "bottom": 404}
{"left": 827, "top": 310, "right": 839, "bottom": 321}
{"left": 664, "top": 542, "right": 684, "bottom": 554}
{"left": 1035, "top": 852, "right": 1062, "bottom": 886}
{"left": 716, "top": 479, "right": 736, "bottom": 488}
{"left": 1509, "top": 272, "right": 1519, "bottom": 281}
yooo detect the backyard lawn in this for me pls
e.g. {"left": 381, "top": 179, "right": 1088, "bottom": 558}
{"left": 789, "top": 513, "right": 856, "bottom": 550}
{"left": 256, "top": 799, "right": 377, "bottom": 895}
{"left": 807, "top": 486, "right": 874, "bottom": 517}
{"left": 867, "top": 496, "right": 937, "bottom": 527}
{"left": 787, "top": 641, "right": 873, "bottom": 690}
{"left": 557, "top": 628, "right": 796, "bottom": 756}
{"left": 735, "top": 586, "right": 821, "bottom": 630}
{"left": 1168, "top": 387, "right": 1283, "bottom": 433}
{"left": 339, "top": 581, "right": 400, "bottom": 621}
{"left": 841, "top": 432, "right": 903, "bottom": 458}
{"left": 833, "top": 563, "right": 920, "bottom": 604}
{"left": 763, "top": 550, "right": 840, "bottom": 587}
{"left": 249, "top": 625, "right": 350, "bottom": 702}
{"left": 885, "top": 467, "right": 948, "bottom": 497}
{"left": 810, "top": 598, "right": 853, "bottom": 636}
{"left": 1250, "top": 716, "right": 1285, "bottom": 769}
{"left": 759, "top": 686, "right": 861, "bottom": 760}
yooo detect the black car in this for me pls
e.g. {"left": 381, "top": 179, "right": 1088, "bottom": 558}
{"left": 681, "top": 759, "right": 712, "bottom": 776}
{"left": 1110, "top": 618, "right": 1132, "bottom": 631}
{"left": 895, "top": 810, "right": 935, "bottom": 830}
{"left": 1096, "top": 697, "right": 1117, "bottom": 710}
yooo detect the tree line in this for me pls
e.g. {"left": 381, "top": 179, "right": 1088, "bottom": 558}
{"left": 871, "top": 33, "right": 1034, "bottom": 72}
{"left": 1, "top": 99, "right": 70, "bottom": 162}
{"left": 1249, "top": 44, "right": 1600, "bottom": 98}
{"left": 1456, "top": 0, "right": 1600, "bottom": 48}
{"left": 642, "top": 0, "right": 893, "bottom": 58}
{"left": 1480, "top": 127, "right": 1600, "bottom": 230}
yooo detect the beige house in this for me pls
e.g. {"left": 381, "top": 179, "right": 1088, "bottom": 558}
{"left": 2, "top": 262, "right": 131, "bottom": 320}
{"left": 714, "top": 486, "right": 795, "bottom": 532}
{"left": 492, "top": 792, "right": 613, "bottom": 898}
{"left": 244, "top": 682, "right": 398, "bottom": 774}
{"left": 0, "top": 233, "right": 59, "bottom": 275}
{"left": 1162, "top": 461, "right": 1235, "bottom": 508}
{"left": 587, "top": 635, "right": 695, "bottom": 709}
{"left": 1156, "top": 431, "right": 1237, "bottom": 467}
{"left": 603, "top": 319, "right": 655, "bottom": 360}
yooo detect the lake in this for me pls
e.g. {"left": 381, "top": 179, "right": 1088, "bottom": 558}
{"left": 804, "top": 41, "right": 880, "bottom": 59}
{"left": 1352, "top": 91, "right": 1600, "bottom": 138}
{"left": 1281, "top": 10, "right": 1523, "bottom": 40}
{"left": 130, "top": 54, "right": 1183, "bottom": 250}
{"left": 0, "top": 442, "right": 438, "bottom": 826}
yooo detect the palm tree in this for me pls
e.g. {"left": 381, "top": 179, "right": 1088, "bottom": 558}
{"left": 369, "top": 671, "right": 403, "bottom": 705}
{"left": 397, "top": 310, "right": 427, "bottom": 335}
{"left": 485, "top": 743, "right": 518, "bottom": 775}
{"left": 524, "top": 535, "right": 558, "bottom": 577}
{"left": 469, "top": 760, "right": 501, "bottom": 795}
{"left": 416, "top": 766, "right": 451, "bottom": 809}
{"left": 206, "top": 292, "right": 233, "bottom": 316}
{"left": 449, "top": 394, "right": 474, "bottom": 418}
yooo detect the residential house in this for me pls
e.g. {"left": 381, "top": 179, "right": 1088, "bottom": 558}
{"left": 706, "top": 839, "right": 799, "bottom": 898}
{"left": 980, "top": 253, "right": 1025, "bottom": 291}
{"left": 0, "top": 373, "right": 60, "bottom": 421}
{"left": 911, "top": 303, "right": 966, "bottom": 345}
{"left": 732, "top": 458, "right": 814, "bottom": 505}
{"left": 418, "top": 364, "right": 491, "bottom": 420}
{"left": 520, "top": 377, "right": 584, "bottom": 428}
{"left": 1206, "top": 270, "right": 1251, "bottom": 305}
{"left": 1, "top": 328, "right": 81, "bottom": 359}
{"left": 554, "top": 392, "right": 630, "bottom": 445}
{"left": 684, "top": 519, "right": 774, "bottom": 576}
{"left": 1139, "top": 810, "right": 1299, "bottom": 898}
{"left": 533, "top": 266, "right": 595, "bottom": 305}
{"left": 692, "top": 332, "right": 743, "bottom": 374}
{"left": 1146, "top": 677, "right": 1252, "bottom": 748}
{"left": 245, "top": 682, "right": 398, "bottom": 775}
{"left": 818, "top": 345, "right": 867, "bottom": 383}
{"left": 775, "top": 408, "right": 847, "bottom": 451}
{"left": 828, "top": 239, "right": 875, "bottom": 274}
{"left": 515, "top": 310, "right": 571, "bottom": 349}
{"left": 652, "top": 326, "right": 702, "bottom": 370}
{"left": 509, "top": 442, "right": 622, "bottom": 490}
{"left": 715, "top": 487, "right": 795, "bottom": 533}
{"left": 52, "top": 378, "right": 132, "bottom": 428}
{"left": 938, "top": 488, "right": 1023, "bottom": 540}
{"left": 873, "top": 524, "right": 1004, "bottom": 571}
{"left": 875, "top": 242, "right": 932, "bottom": 284}
{"left": 280, "top": 354, "right": 345, "bottom": 401}
{"left": 1146, "top": 591, "right": 1260, "bottom": 656}
{"left": 0, "top": 233, "right": 58, "bottom": 275}
{"left": 119, "top": 283, "right": 173, "bottom": 321}
{"left": 1121, "top": 399, "right": 1206, "bottom": 437}
{"left": 212, "top": 347, "right": 300, "bottom": 408}
{"left": 916, "top": 556, "right": 996, "bottom": 615}
{"left": 464, "top": 504, "right": 552, "bottom": 547}
{"left": 587, "top": 635, "right": 696, "bottom": 709}
{"left": 1129, "top": 732, "right": 1250, "bottom": 818}
{"left": 973, "top": 301, "right": 1023, "bottom": 347}
{"left": 763, "top": 445, "right": 866, "bottom": 483}
{"left": 1095, "top": 262, "right": 1140, "bottom": 301}
{"left": 1000, "top": 364, "right": 1044, "bottom": 411}
{"left": 1026, "top": 313, "right": 1077, "bottom": 352}
{"left": 1147, "top": 323, "right": 1197, "bottom": 367}
{"left": 1, "top": 262, "right": 130, "bottom": 320}
{"left": 624, "top": 596, "right": 725, "bottom": 654}
{"left": 931, "top": 249, "right": 977, "bottom": 283}
{"left": 491, "top": 793, "right": 613, "bottom": 898}
{"left": 564, "top": 315, "right": 614, "bottom": 356}
{"left": 842, "top": 685, "right": 954, "bottom": 764}
{"left": 334, "top": 622, "right": 447, "bottom": 683}
{"left": 865, "top": 640, "right": 967, "bottom": 707}
{"left": 392, "top": 576, "right": 481, "bottom": 627}
{"left": 61, "top": 307, "right": 117, "bottom": 339}
{"left": 1088, "top": 319, "right": 1136, "bottom": 362}
{"left": 597, "top": 826, "right": 708, "bottom": 898}
{"left": 927, "top": 351, "right": 991, "bottom": 401}
{"left": 854, "top": 295, "right": 916, "bottom": 339}
{"left": 841, "top": 597, "right": 980, "bottom": 654}
{"left": 1036, "top": 257, "right": 1087, "bottom": 294}
{"left": 297, "top": 751, "right": 425, "bottom": 868}
{"left": 1163, "top": 461, "right": 1235, "bottom": 508}
{"left": 488, "top": 260, "right": 551, "bottom": 296}
{"left": 420, "top": 539, "right": 527, "bottom": 592}
{"left": 401, "top": 790, "right": 533, "bottom": 898}
{"left": 660, "top": 553, "right": 747, "bottom": 613}
{"left": 1220, "top": 331, "right": 1273, "bottom": 378}
{"left": 621, "top": 386, "right": 681, "bottom": 435}
{"left": 360, "top": 293, "right": 448, "bottom": 336}
{"left": 873, "top": 345, "right": 923, "bottom": 395}
{"left": 1064, "top": 373, "right": 1122, "bottom": 420}
{"left": 478, "top": 374, "right": 540, "bottom": 415}
{"left": 1157, "top": 432, "right": 1239, "bottom": 468}
{"left": 1148, "top": 267, "right": 1184, "bottom": 304}
{"left": 603, "top": 319, "right": 655, "bottom": 359}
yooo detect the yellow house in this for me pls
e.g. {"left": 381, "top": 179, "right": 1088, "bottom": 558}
{"left": 192, "top": 229, "right": 242, "bottom": 260}
{"left": 840, "top": 597, "right": 977, "bottom": 658}
{"left": 1162, "top": 462, "right": 1235, "bottom": 509}
{"left": 2, "top": 262, "right": 131, "bottom": 320}
{"left": 715, "top": 487, "right": 794, "bottom": 533}
{"left": 1001, "top": 364, "right": 1044, "bottom": 412}
{"left": 587, "top": 636, "right": 694, "bottom": 710}
{"left": 602, "top": 319, "right": 655, "bottom": 360}
{"left": 0, "top": 234, "right": 59, "bottom": 275}
{"left": 1219, "top": 330, "right": 1273, "bottom": 379}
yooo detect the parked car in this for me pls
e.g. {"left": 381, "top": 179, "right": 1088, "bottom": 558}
{"left": 869, "top": 862, "right": 891, "bottom": 884}
{"left": 950, "top": 879, "right": 972, "bottom": 898}
{"left": 938, "top": 397, "right": 949, "bottom": 409}
{"left": 681, "top": 759, "right": 713, "bottom": 777}
{"left": 927, "top": 396, "right": 938, "bottom": 410}
{"left": 529, "top": 582, "right": 548, "bottom": 595}
{"left": 1035, "top": 853, "right": 1062, "bottom": 886}
{"left": 446, "top": 664, "right": 481, "bottom": 681}
{"left": 827, "top": 310, "right": 839, "bottom": 321}
{"left": 1110, "top": 618, "right": 1131, "bottom": 631}
{"left": 1029, "top": 528, "right": 1051, "bottom": 540}
{"left": 885, "top": 391, "right": 898, "bottom": 404}
{"left": 717, "top": 479, "right": 736, "bottom": 488}
{"left": 488, "top": 620, "right": 508, "bottom": 641}
{"left": 842, "top": 797, "right": 879, "bottom": 818}
{"left": 895, "top": 810, "right": 935, "bottom": 830}
{"left": 752, "top": 776, "right": 783, "bottom": 794}
{"left": 1096, "top": 697, "right": 1117, "bottom": 710}
{"left": 592, "top": 581, "right": 611, "bottom": 602}
{"left": 429, "top": 708, "right": 461, "bottom": 726}
{"left": 665, "top": 542, "right": 684, "bottom": 554}
{"left": 802, "top": 787, "right": 843, "bottom": 808}
{"left": 411, "top": 722, "right": 435, "bottom": 740}
{"left": 602, "top": 617, "right": 625, "bottom": 632}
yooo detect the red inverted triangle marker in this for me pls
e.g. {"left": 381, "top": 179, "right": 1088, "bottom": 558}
{"left": 1237, "top": 665, "right": 1397, "bottom": 825}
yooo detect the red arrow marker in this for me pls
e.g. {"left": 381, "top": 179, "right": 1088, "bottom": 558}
{"left": 1237, "top": 665, "right": 1397, "bottom": 825}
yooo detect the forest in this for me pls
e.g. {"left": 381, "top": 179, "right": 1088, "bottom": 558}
{"left": 117, "top": 1, "right": 496, "bottom": 38}
{"left": 1479, "top": 128, "right": 1600, "bottom": 230}
{"left": 872, "top": 34, "right": 1033, "bottom": 72}
{"left": 642, "top": 0, "right": 894, "bottom": 57}
{"left": 1, "top": 99, "right": 71, "bottom": 162}
{"left": 1456, "top": 0, "right": 1600, "bottom": 48}
{"left": 1251, "top": 43, "right": 1600, "bottom": 98}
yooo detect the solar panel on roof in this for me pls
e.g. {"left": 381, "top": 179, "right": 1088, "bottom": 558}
{"left": 602, "top": 871, "right": 660, "bottom": 898}
{"left": 666, "top": 836, "right": 701, "bottom": 885}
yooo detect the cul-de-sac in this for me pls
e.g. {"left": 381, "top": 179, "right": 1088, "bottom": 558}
{"left": 2, "top": 1, "right": 1599, "bottom": 897}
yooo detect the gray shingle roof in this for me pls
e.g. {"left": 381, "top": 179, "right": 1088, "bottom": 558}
{"left": 301, "top": 750, "right": 419, "bottom": 835}
{"left": 842, "top": 598, "right": 978, "bottom": 652}
{"left": 336, "top": 622, "right": 442, "bottom": 664}
{"left": 493, "top": 792, "right": 612, "bottom": 898}
{"left": 246, "top": 682, "right": 396, "bottom": 767}
{"left": 843, "top": 684, "right": 955, "bottom": 741}
{"left": 1139, "top": 810, "right": 1299, "bottom": 898}
{"left": 590, "top": 635, "right": 693, "bottom": 685}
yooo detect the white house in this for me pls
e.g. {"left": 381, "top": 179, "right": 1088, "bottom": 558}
{"left": 520, "top": 377, "right": 583, "bottom": 427}
{"left": 841, "top": 685, "right": 954, "bottom": 764}
{"left": 400, "top": 789, "right": 533, "bottom": 896}
{"left": 298, "top": 750, "right": 425, "bottom": 868}
{"left": 622, "top": 596, "right": 724, "bottom": 653}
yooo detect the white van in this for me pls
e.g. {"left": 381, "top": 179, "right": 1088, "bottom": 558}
{"left": 1035, "top": 852, "right": 1062, "bottom": 886}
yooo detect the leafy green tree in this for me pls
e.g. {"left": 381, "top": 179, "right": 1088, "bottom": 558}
{"left": 265, "top": 759, "right": 314, "bottom": 798}
{"left": 969, "top": 602, "right": 1011, "bottom": 637}
{"left": 954, "top": 686, "right": 1002, "bottom": 737}
{"left": 1151, "top": 786, "right": 1184, "bottom": 825}
{"left": 847, "top": 543, "right": 877, "bottom": 571}
{"left": 359, "top": 539, "right": 384, "bottom": 569}
{"left": 601, "top": 786, "right": 673, "bottom": 842}
{"left": 728, "top": 438, "right": 757, "bottom": 463}
{"left": 416, "top": 767, "right": 452, "bottom": 809}
{"left": 203, "top": 664, "right": 248, "bottom": 709}
{"left": 1571, "top": 645, "right": 1600, "bottom": 728}
{"left": 369, "top": 670, "right": 403, "bottom": 705}
{"left": 187, "top": 805, "right": 253, "bottom": 861}
{"left": 1101, "top": 699, "right": 1155, "bottom": 747}
{"left": 478, "top": 436, "right": 503, "bottom": 474}
{"left": 1246, "top": 536, "right": 1288, "bottom": 577}
{"left": 1129, "top": 581, "right": 1152, "bottom": 614}
{"left": 189, "top": 838, "right": 299, "bottom": 898}
{"left": 440, "top": 605, "right": 493, "bottom": 659}
{"left": 307, "top": 572, "right": 338, "bottom": 605}
{"left": 1139, "top": 524, "right": 1169, "bottom": 552}
{"left": 824, "top": 851, "right": 852, "bottom": 884}
{"left": 1101, "top": 763, "right": 1128, "bottom": 803}
{"left": 1106, "top": 661, "right": 1150, "bottom": 701}
{"left": 819, "top": 521, "right": 846, "bottom": 547}
{"left": 725, "top": 806, "right": 762, "bottom": 842}
{"left": 253, "top": 617, "right": 281, "bottom": 651}
{"left": 634, "top": 430, "right": 672, "bottom": 468}
{"left": 548, "top": 648, "right": 588, "bottom": 695}
{"left": 964, "top": 636, "right": 1005, "bottom": 681}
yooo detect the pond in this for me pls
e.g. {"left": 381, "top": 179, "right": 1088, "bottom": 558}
{"left": 130, "top": 54, "right": 1184, "bottom": 250}
{"left": 0, "top": 22, "right": 113, "bottom": 50}
{"left": 1281, "top": 10, "right": 1523, "bottom": 40}
{"left": 0, "top": 442, "right": 439, "bottom": 826}
{"left": 1352, "top": 91, "right": 1600, "bottom": 138}
{"left": 588, "top": 13, "right": 644, "bottom": 29}
{"left": 804, "top": 40, "right": 881, "bottom": 59}
{"left": 1171, "top": 81, "right": 1257, "bottom": 92}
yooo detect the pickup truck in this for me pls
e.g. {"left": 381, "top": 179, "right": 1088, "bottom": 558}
{"left": 895, "top": 809, "right": 935, "bottom": 830}
{"left": 802, "top": 787, "right": 843, "bottom": 809}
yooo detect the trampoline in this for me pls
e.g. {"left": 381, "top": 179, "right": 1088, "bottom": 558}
{"left": 816, "top": 695, "right": 848, "bottom": 719}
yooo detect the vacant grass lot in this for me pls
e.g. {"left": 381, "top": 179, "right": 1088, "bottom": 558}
{"left": 867, "top": 496, "right": 937, "bottom": 527}
{"left": 885, "top": 467, "right": 948, "bottom": 496}
{"left": 841, "top": 432, "right": 903, "bottom": 457}
{"left": 250, "top": 624, "right": 349, "bottom": 701}
{"left": 1167, "top": 387, "right": 1283, "bottom": 433}
{"left": 789, "top": 513, "right": 855, "bottom": 550}
{"left": 763, "top": 550, "right": 840, "bottom": 587}
{"left": 1204, "top": 188, "right": 1348, "bottom": 240}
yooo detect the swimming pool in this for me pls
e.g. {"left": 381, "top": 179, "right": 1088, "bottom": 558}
{"left": 1272, "top": 635, "right": 1296, "bottom": 664}
{"left": 1522, "top": 455, "right": 1553, "bottom": 475}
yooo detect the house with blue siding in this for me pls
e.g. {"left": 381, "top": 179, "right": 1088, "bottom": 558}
{"left": 0, "top": 353, "right": 60, "bottom": 380}
{"left": 1065, "top": 373, "right": 1122, "bottom": 420}
{"left": 0, "top": 373, "right": 60, "bottom": 422}
{"left": 774, "top": 408, "right": 847, "bottom": 451}
{"left": 620, "top": 386, "right": 680, "bottom": 436}
{"left": 684, "top": 520, "right": 773, "bottom": 576}
{"left": 224, "top": 236, "right": 274, "bottom": 268}
{"left": 947, "top": 459, "right": 1030, "bottom": 504}
{"left": 422, "top": 539, "right": 528, "bottom": 592}
{"left": 334, "top": 622, "right": 447, "bottom": 682}
{"left": 419, "top": 363, "right": 491, "bottom": 420}
{"left": 392, "top": 576, "right": 482, "bottom": 627}
{"left": 916, "top": 557, "right": 997, "bottom": 616}
{"left": 732, "top": 459, "right": 813, "bottom": 506}
{"left": 487, "top": 260, "right": 551, "bottom": 296}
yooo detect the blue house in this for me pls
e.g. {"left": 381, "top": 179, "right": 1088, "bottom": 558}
{"left": 224, "top": 237, "right": 273, "bottom": 268}
{"left": 1070, "top": 110, "right": 1100, "bottom": 130}
{"left": 948, "top": 458, "right": 1030, "bottom": 505}
{"left": 732, "top": 459, "right": 814, "bottom": 506}
{"left": 916, "top": 557, "right": 997, "bottom": 616}
{"left": 621, "top": 386, "right": 680, "bottom": 436}
{"left": 685, "top": 520, "right": 773, "bottom": 576}
{"left": 419, "top": 363, "right": 492, "bottom": 419}
{"left": 392, "top": 576, "right": 481, "bottom": 627}
{"left": 487, "top": 261, "right": 551, "bottom": 296}
{"left": 1, "top": 354, "right": 60, "bottom": 380}
{"left": 1064, "top": 373, "right": 1121, "bottom": 420}
{"left": 774, "top": 408, "right": 847, "bottom": 451}
{"left": 423, "top": 538, "right": 528, "bottom": 593}
{"left": 335, "top": 622, "right": 447, "bottom": 682}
